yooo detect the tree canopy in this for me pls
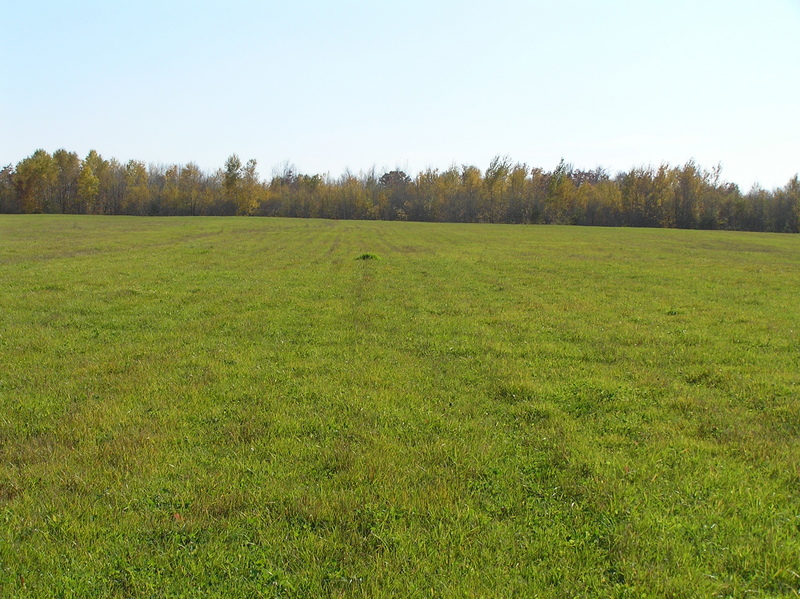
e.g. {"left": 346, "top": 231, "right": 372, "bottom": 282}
{"left": 1, "top": 150, "right": 797, "bottom": 233}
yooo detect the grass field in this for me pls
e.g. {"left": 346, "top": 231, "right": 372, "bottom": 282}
{"left": 1, "top": 215, "right": 798, "bottom": 597}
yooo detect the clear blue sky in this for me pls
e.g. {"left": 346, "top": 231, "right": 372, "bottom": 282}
{"left": 2, "top": 0, "right": 799, "bottom": 190}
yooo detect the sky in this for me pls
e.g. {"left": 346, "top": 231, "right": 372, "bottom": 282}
{"left": 2, "top": 0, "right": 799, "bottom": 191}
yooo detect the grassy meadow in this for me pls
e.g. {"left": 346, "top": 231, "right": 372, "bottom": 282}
{"left": 0, "top": 215, "right": 799, "bottom": 597}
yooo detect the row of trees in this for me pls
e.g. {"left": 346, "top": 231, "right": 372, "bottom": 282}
{"left": 2, "top": 149, "right": 798, "bottom": 232}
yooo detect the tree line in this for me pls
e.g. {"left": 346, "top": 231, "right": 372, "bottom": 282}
{"left": 2, "top": 149, "right": 798, "bottom": 232}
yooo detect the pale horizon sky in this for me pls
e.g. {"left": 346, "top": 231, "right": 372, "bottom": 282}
{"left": 2, "top": 0, "right": 799, "bottom": 191}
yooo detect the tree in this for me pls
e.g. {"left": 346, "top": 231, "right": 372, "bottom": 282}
{"left": 77, "top": 163, "right": 100, "bottom": 211}
{"left": 408, "top": 168, "right": 439, "bottom": 221}
{"left": 224, "top": 154, "right": 242, "bottom": 200}
{"left": 14, "top": 149, "right": 57, "bottom": 213}
{"left": 332, "top": 170, "right": 370, "bottom": 220}
{"left": 502, "top": 163, "right": 530, "bottom": 223}
{"left": 771, "top": 175, "right": 800, "bottom": 233}
{"left": 161, "top": 165, "right": 181, "bottom": 214}
{"left": 53, "top": 149, "right": 80, "bottom": 213}
{"left": 436, "top": 166, "right": 462, "bottom": 222}
{"left": 0, "top": 164, "right": 18, "bottom": 212}
{"left": 103, "top": 159, "right": 126, "bottom": 215}
{"left": 124, "top": 160, "right": 150, "bottom": 214}
{"left": 379, "top": 169, "right": 411, "bottom": 188}
{"left": 672, "top": 161, "right": 702, "bottom": 229}
{"left": 179, "top": 162, "right": 205, "bottom": 216}
{"left": 202, "top": 169, "right": 231, "bottom": 215}
{"left": 618, "top": 165, "right": 673, "bottom": 228}
{"left": 238, "top": 158, "right": 261, "bottom": 215}
{"left": 584, "top": 180, "right": 623, "bottom": 226}
{"left": 378, "top": 170, "right": 411, "bottom": 220}
{"left": 223, "top": 153, "right": 260, "bottom": 215}
{"left": 789, "top": 175, "right": 800, "bottom": 233}
{"left": 1, "top": 147, "right": 796, "bottom": 231}
{"left": 458, "top": 165, "right": 483, "bottom": 222}
{"left": 546, "top": 159, "right": 578, "bottom": 224}
{"left": 483, "top": 155, "right": 512, "bottom": 222}
{"left": 82, "top": 150, "right": 108, "bottom": 213}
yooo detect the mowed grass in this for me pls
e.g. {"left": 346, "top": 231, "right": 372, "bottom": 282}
{"left": 0, "top": 215, "right": 798, "bottom": 598}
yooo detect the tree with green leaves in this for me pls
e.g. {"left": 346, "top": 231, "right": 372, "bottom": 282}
{"left": 238, "top": 158, "right": 261, "bottom": 216}
{"left": 124, "top": 160, "right": 150, "bottom": 215}
{"left": 458, "top": 165, "right": 482, "bottom": 222}
{"left": 546, "top": 159, "right": 578, "bottom": 224}
{"left": 224, "top": 154, "right": 242, "bottom": 198}
{"left": 14, "top": 149, "right": 57, "bottom": 213}
{"left": 81, "top": 150, "right": 108, "bottom": 213}
{"left": 670, "top": 161, "right": 703, "bottom": 229}
{"left": 161, "top": 165, "right": 181, "bottom": 214}
{"left": 53, "top": 149, "right": 80, "bottom": 213}
{"left": 223, "top": 153, "right": 261, "bottom": 215}
{"left": 378, "top": 170, "right": 411, "bottom": 220}
{"left": 0, "top": 164, "right": 17, "bottom": 212}
{"left": 483, "top": 155, "right": 512, "bottom": 223}
{"left": 77, "top": 163, "right": 100, "bottom": 212}
{"left": 179, "top": 162, "right": 206, "bottom": 216}
{"left": 771, "top": 175, "right": 800, "bottom": 233}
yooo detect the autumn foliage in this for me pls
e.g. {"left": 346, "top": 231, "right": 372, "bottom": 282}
{"left": 2, "top": 150, "right": 798, "bottom": 232}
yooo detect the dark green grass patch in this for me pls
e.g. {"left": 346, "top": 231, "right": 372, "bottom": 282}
{"left": 0, "top": 215, "right": 799, "bottom": 597}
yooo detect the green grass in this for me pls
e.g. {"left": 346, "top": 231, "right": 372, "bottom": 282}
{"left": 1, "top": 215, "right": 799, "bottom": 597}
